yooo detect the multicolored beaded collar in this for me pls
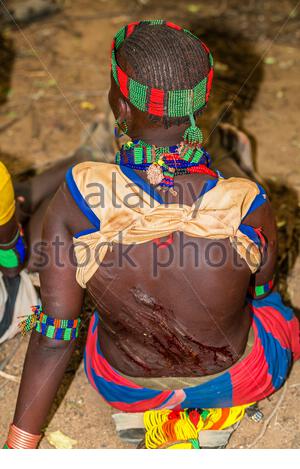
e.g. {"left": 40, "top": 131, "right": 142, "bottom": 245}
{"left": 111, "top": 20, "right": 214, "bottom": 147}
{"left": 116, "top": 140, "right": 217, "bottom": 196}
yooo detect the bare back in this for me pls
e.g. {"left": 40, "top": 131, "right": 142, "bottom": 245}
{"left": 31, "top": 169, "right": 276, "bottom": 380}
{"left": 86, "top": 172, "right": 253, "bottom": 378}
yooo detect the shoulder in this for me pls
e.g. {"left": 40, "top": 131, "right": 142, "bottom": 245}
{"left": 200, "top": 176, "right": 269, "bottom": 226}
{"left": 210, "top": 176, "right": 266, "bottom": 214}
{"left": 67, "top": 161, "right": 118, "bottom": 185}
{"left": 236, "top": 178, "right": 274, "bottom": 231}
{"left": 42, "top": 163, "right": 119, "bottom": 237}
{"left": 66, "top": 162, "right": 122, "bottom": 196}
{"left": 218, "top": 176, "right": 263, "bottom": 195}
{"left": 223, "top": 176, "right": 267, "bottom": 201}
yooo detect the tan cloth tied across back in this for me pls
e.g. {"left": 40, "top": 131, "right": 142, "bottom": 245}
{"left": 66, "top": 162, "right": 262, "bottom": 288}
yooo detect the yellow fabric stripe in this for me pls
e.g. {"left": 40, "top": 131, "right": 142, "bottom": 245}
{"left": 0, "top": 162, "right": 15, "bottom": 226}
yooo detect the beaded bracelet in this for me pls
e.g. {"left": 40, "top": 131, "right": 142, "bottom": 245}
{"left": 248, "top": 278, "right": 274, "bottom": 298}
{"left": 19, "top": 306, "right": 81, "bottom": 340}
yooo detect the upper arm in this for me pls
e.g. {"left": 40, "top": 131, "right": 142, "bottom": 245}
{"left": 39, "top": 182, "right": 84, "bottom": 326}
{"left": 243, "top": 196, "right": 278, "bottom": 289}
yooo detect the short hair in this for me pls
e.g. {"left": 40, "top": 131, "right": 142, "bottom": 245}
{"left": 116, "top": 23, "right": 210, "bottom": 128}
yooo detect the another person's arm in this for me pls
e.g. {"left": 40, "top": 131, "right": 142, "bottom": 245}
{"left": 0, "top": 162, "right": 25, "bottom": 278}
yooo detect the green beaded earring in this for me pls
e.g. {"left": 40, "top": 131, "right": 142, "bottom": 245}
{"left": 183, "top": 114, "right": 203, "bottom": 145}
{"left": 115, "top": 118, "right": 128, "bottom": 138}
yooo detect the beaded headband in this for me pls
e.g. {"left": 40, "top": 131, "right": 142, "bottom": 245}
{"left": 111, "top": 20, "right": 214, "bottom": 145}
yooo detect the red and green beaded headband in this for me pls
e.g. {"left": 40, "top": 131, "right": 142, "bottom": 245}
{"left": 111, "top": 20, "right": 214, "bottom": 122}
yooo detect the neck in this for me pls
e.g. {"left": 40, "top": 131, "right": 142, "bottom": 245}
{"left": 129, "top": 123, "right": 189, "bottom": 147}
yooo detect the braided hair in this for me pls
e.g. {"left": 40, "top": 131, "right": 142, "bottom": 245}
{"left": 116, "top": 23, "right": 210, "bottom": 128}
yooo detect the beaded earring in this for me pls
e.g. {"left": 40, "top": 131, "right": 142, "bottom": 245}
{"left": 184, "top": 114, "right": 203, "bottom": 146}
{"left": 114, "top": 118, "right": 128, "bottom": 138}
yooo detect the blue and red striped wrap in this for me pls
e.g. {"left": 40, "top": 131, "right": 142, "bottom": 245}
{"left": 84, "top": 292, "right": 300, "bottom": 412}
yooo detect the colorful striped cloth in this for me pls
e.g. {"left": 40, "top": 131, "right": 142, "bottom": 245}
{"left": 84, "top": 292, "right": 300, "bottom": 412}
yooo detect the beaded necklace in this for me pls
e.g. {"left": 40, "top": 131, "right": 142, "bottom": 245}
{"left": 116, "top": 139, "right": 217, "bottom": 196}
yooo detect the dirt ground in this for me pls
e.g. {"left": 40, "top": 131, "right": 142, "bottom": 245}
{"left": 0, "top": 0, "right": 300, "bottom": 449}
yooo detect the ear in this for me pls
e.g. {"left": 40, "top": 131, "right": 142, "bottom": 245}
{"left": 117, "top": 97, "right": 132, "bottom": 123}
